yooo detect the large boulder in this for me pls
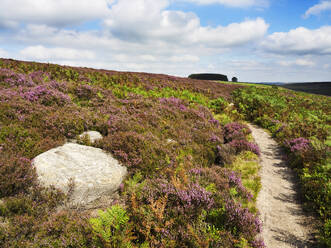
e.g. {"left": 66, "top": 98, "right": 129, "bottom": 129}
{"left": 33, "top": 143, "right": 127, "bottom": 206}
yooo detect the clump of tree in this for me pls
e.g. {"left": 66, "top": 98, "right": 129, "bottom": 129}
{"left": 232, "top": 77, "right": 238, "bottom": 82}
{"left": 189, "top": 73, "right": 228, "bottom": 81}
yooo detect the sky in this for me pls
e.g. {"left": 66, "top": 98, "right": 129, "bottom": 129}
{"left": 0, "top": 0, "right": 330, "bottom": 82}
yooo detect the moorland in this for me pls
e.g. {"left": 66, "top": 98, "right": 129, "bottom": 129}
{"left": 279, "top": 82, "right": 331, "bottom": 97}
{"left": 0, "top": 58, "right": 330, "bottom": 247}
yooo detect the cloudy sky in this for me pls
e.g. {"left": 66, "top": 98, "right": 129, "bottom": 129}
{"left": 0, "top": 0, "right": 330, "bottom": 82}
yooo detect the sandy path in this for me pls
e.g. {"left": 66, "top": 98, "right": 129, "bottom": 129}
{"left": 248, "top": 124, "right": 315, "bottom": 248}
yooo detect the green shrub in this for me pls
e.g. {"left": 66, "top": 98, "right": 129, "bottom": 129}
{"left": 320, "top": 219, "right": 331, "bottom": 247}
{"left": 0, "top": 156, "right": 36, "bottom": 197}
{"left": 189, "top": 73, "right": 228, "bottom": 81}
{"left": 209, "top": 97, "right": 228, "bottom": 114}
{"left": 89, "top": 205, "right": 135, "bottom": 247}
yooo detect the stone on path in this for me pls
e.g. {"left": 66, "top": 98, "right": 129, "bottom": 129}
{"left": 33, "top": 143, "right": 127, "bottom": 207}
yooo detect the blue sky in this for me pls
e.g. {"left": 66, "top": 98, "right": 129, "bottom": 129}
{"left": 0, "top": 0, "right": 330, "bottom": 82}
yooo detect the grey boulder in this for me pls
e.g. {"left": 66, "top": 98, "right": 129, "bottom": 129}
{"left": 32, "top": 143, "right": 127, "bottom": 206}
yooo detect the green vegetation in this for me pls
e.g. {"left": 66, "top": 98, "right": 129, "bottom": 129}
{"left": 0, "top": 58, "right": 329, "bottom": 247}
{"left": 217, "top": 81, "right": 271, "bottom": 88}
{"left": 233, "top": 86, "right": 331, "bottom": 245}
{"left": 89, "top": 206, "right": 136, "bottom": 247}
{"left": 228, "top": 152, "right": 261, "bottom": 212}
{"left": 0, "top": 59, "right": 263, "bottom": 247}
{"left": 189, "top": 73, "right": 228, "bottom": 81}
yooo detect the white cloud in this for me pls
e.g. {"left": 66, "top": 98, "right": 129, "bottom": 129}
{"left": 0, "top": 0, "right": 112, "bottom": 27}
{"left": 0, "top": 20, "right": 19, "bottom": 30}
{"left": 195, "top": 18, "right": 268, "bottom": 47}
{"left": 295, "top": 59, "right": 315, "bottom": 67}
{"left": 220, "top": 56, "right": 331, "bottom": 82}
{"left": 304, "top": 1, "right": 331, "bottom": 18}
{"left": 3, "top": 0, "right": 268, "bottom": 80}
{"left": 19, "top": 45, "right": 95, "bottom": 61}
{"left": 15, "top": 25, "right": 116, "bottom": 52}
{"left": 180, "top": 0, "right": 269, "bottom": 8}
{"left": 139, "top": 55, "right": 157, "bottom": 62}
{"left": 278, "top": 59, "right": 315, "bottom": 67}
{"left": 104, "top": 0, "right": 268, "bottom": 47}
{"left": 0, "top": 48, "right": 9, "bottom": 57}
{"left": 12, "top": 2, "right": 268, "bottom": 52}
{"left": 261, "top": 26, "right": 331, "bottom": 55}
{"left": 169, "top": 55, "right": 200, "bottom": 62}
{"left": 1, "top": 0, "right": 269, "bottom": 51}
{"left": 0, "top": 0, "right": 269, "bottom": 32}
{"left": 104, "top": 0, "right": 199, "bottom": 42}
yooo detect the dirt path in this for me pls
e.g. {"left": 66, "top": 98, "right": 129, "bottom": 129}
{"left": 248, "top": 124, "right": 315, "bottom": 248}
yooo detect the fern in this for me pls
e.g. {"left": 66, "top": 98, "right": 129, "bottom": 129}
{"left": 89, "top": 205, "right": 134, "bottom": 247}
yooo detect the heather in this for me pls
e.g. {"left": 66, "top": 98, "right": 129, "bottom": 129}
{"left": 1, "top": 58, "right": 329, "bottom": 246}
{"left": 233, "top": 86, "right": 331, "bottom": 245}
{"left": 0, "top": 59, "right": 262, "bottom": 247}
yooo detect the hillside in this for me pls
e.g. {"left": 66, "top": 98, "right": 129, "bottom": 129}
{"left": 280, "top": 82, "right": 331, "bottom": 97}
{"left": 0, "top": 58, "right": 330, "bottom": 247}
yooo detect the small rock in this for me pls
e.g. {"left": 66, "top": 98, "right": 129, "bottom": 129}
{"left": 166, "top": 138, "right": 176, "bottom": 144}
{"left": 79, "top": 131, "right": 103, "bottom": 143}
{"left": 33, "top": 143, "right": 127, "bottom": 207}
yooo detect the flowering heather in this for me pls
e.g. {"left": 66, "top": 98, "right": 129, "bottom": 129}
{"left": 209, "top": 118, "right": 220, "bottom": 127}
{"left": 286, "top": 137, "right": 311, "bottom": 153}
{"left": 159, "top": 96, "right": 187, "bottom": 111}
{"left": 227, "top": 171, "right": 253, "bottom": 201}
{"left": 78, "top": 74, "right": 91, "bottom": 83}
{"left": 225, "top": 200, "right": 262, "bottom": 238}
{"left": 0, "top": 58, "right": 263, "bottom": 248}
{"left": 29, "top": 71, "right": 50, "bottom": 84}
{"left": 74, "top": 83, "right": 97, "bottom": 100}
{"left": 250, "top": 238, "right": 266, "bottom": 248}
{"left": 20, "top": 85, "right": 71, "bottom": 106}
{"left": 224, "top": 122, "right": 250, "bottom": 142}
{"left": 0, "top": 88, "right": 20, "bottom": 102}
{"left": 0, "top": 155, "right": 36, "bottom": 197}
{"left": 176, "top": 183, "right": 215, "bottom": 210}
{"left": 209, "top": 134, "right": 221, "bottom": 143}
{"left": 0, "top": 68, "right": 35, "bottom": 87}
{"left": 158, "top": 181, "right": 214, "bottom": 214}
{"left": 159, "top": 96, "right": 182, "bottom": 105}
{"left": 49, "top": 80, "right": 69, "bottom": 91}
{"left": 179, "top": 104, "right": 187, "bottom": 111}
{"left": 229, "top": 139, "right": 261, "bottom": 156}
{"left": 189, "top": 168, "right": 203, "bottom": 175}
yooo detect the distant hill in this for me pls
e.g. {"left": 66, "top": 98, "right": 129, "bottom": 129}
{"left": 279, "top": 82, "right": 331, "bottom": 96}
{"left": 246, "top": 81, "right": 331, "bottom": 97}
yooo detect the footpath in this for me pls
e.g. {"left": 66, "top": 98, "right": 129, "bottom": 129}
{"left": 249, "top": 124, "right": 315, "bottom": 248}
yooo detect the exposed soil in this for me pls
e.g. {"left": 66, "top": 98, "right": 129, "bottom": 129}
{"left": 249, "top": 124, "right": 317, "bottom": 248}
